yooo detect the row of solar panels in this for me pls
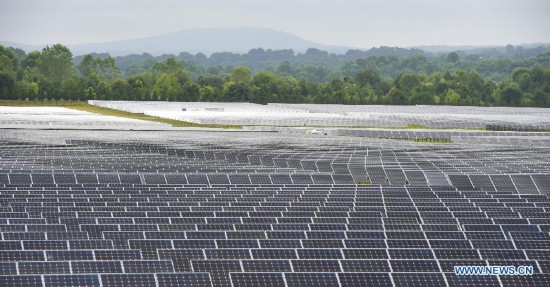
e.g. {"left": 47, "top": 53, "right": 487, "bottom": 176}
{"left": 0, "top": 174, "right": 350, "bottom": 185}
{"left": 1, "top": 172, "right": 549, "bottom": 193}
{"left": 5, "top": 137, "right": 549, "bottom": 184}
{"left": 338, "top": 129, "right": 550, "bottom": 139}
{"left": 0, "top": 257, "right": 546, "bottom": 273}
{"left": 0, "top": 237, "right": 548, "bottom": 251}
{"left": 0, "top": 245, "right": 548, "bottom": 260}
{"left": 0, "top": 260, "right": 550, "bottom": 287}
{"left": 4, "top": 266, "right": 547, "bottom": 286}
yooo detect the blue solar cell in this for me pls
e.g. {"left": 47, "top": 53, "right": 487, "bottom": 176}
{"left": 44, "top": 275, "right": 100, "bottom": 287}
{"left": 0, "top": 275, "right": 42, "bottom": 287}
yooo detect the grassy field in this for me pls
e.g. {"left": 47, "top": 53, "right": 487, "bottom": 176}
{"left": 0, "top": 100, "right": 242, "bottom": 129}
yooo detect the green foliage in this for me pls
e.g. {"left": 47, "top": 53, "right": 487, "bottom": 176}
{"left": 447, "top": 52, "right": 460, "bottom": 63}
{"left": 0, "top": 46, "right": 17, "bottom": 99}
{"left": 38, "top": 44, "right": 73, "bottom": 83}
{"left": 229, "top": 66, "right": 252, "bottom": 83}
{"left": 444, "top": 89, "right": 461, "bottom": 105}
{"left": 151, "top": 73, "right": 182, "bottom": 101}
{"left": 1, "top": 43, "right": 550, "bottom": 107}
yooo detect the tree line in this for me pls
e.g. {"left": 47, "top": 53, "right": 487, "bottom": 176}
{"left": 1, "top": 43, "right": 550, "bottom": 107}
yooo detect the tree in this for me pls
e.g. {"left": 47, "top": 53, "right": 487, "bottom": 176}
{"left": 386, "top": 87, "right": 407, "bottom": 105}
{"left": 151, "top": 73, "right": 181, "bottom": 101}
{"left": 395, "top": 73, "right": 421, "bottom": 93}
{"left": 152, "top": 57, "right": 191, "bottom": 86}
{"left": 252, "top": 71, "right": 277, "bottom": 104}
{"left": 198, "top": 85, "right": 216, "bottom": 102}
{"left": 447, "top": 52, "right": 460, "bottom": 63}
{"left": 38, "top": 44, "right": 73, "bottom": 83}
{"left": 229, "top": 66, "right": 251, "bottom": 83}
{"left": 512, "top": 68, "right": 531, "bottom": 91}
{"left": 223, "top": 81, "right": 251, "bottom": 102}
{"left": 0, "top": 46, "right": 17, "bottom": 99}
{"left": 355, "top": 68, "right": 381, "bottom": 87}
{"left": 498, "top": 82, "right": 521, "bottom": 106}
{"left": 110, "top": 79, "right": 129, "bottom": 101}
{"left": 443, "top": 89, "right": 461, "bottom": 105}
{"left": 78, "top": 54, "right": 96, "bottom": 77}
{"left": 128, "top": 74, "right": 150, "bottom": 101}
{"left": 60, "top": 76, "right": 83, "bottom": 100}
{"left": 21, "top": 51, "right": 41, "bottom": 70}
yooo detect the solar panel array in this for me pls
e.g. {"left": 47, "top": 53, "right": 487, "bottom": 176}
{"left": 89, "top": 101, "right": 550, "bottom": 129}
{"left": 0, "top": 107, "right": 170, "bottom": 130}
{"left": 1, "top": 118, "right": 550, "bottom": 286}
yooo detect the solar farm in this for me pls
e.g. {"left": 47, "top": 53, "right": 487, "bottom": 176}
{"left": 1, "top": 102, "right": 550, "bottom": 287}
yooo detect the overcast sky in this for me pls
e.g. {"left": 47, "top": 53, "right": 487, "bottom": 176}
{"left": 1, "top": 0, "right": 549, "bottom": 48}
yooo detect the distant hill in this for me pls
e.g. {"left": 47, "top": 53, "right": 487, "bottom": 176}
{"left": 413, "top": 43, "right": 550, "bottom": 54}
{"left": 1, "top": 27, "right": 352, "bottom": 56}
{"left": 2, "top": 28, "right": 548, "bottom": 57}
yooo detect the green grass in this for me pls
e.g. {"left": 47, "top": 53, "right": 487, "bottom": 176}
{"left": 407, "top": 123, "right": 484, "bottom": 131}
{"left": 413, "top": 138, "right": 453, "bottom": 143}
{"left": 355, "top": 180, "right": 373, "bottom": 185}
{"left": 0, "top": 100, "right": 242, "bottom": 129}
{"left": 249, "top": 122, "right": 485, "bottom": 131}
{"left": 69, "top": 105, "right": 243, "bottom": 129}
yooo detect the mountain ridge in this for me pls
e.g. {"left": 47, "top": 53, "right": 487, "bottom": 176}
{"left": 2, "top": 27, "right": 548, "bottom": 57}
{"left": 1, "top": 27, "right": 352, "bottom": 56}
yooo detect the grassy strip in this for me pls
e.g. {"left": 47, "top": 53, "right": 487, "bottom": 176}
{"left": 413, "top": 138, "right": 453, "bottom": 143}
{"left": 0, "top": 100, "right": 242, "bottom": 129}
{"left": 249, "top": 124, "right": 485, "bottom": 131}
{"left": 406, "top": 123, "right": 484, "bottom": 131}
{"left": 68, "top": 105, "right": 243, "bottom": 129}
{"left": 355, "top": 180, "right": 373, "bottom": 185}
{"left": 250, "top": 123, "right": 485, "bottom": 131}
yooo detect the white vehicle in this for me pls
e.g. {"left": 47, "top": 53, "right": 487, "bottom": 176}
{"left": 306, "top": 129, "right": 327, "bottom": 135}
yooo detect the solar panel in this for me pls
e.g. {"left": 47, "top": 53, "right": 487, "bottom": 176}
{"left": 143, "top": 174, "right": 166, "bottom": 184}
{"left": 192, "top": 260, "right": 242, "bottom": 286}
{"left": 156, "top": 273, "right": 213, "bottom": 287}
{"left": 241, "top": 260, "right": 292, "bottom": 272}
{"left": 338, "top": 273, "right": 393, "bottom": 287}
{"left": 71, "top": 261, "right": 123, "bottom": 273}
{"left": 445, "top": 273, "right": 501, "bottom": 287}
{"left": 2, "top": 107, "right": 550, "bottom": 286}
{"left": 17, "top": 261, "right": 71, "bottom": 275}
{"left": 231, "top": 272, "right": 285, "bottom": 287}
{"left": 100, "top": 274, "right": 156, "bottom": 287}
{"left": 98, "top": 174, "right": 120, "bottom": 184}
{"left": 187, "top": 174, "right": 209, "bottom": 185}
{"left": 290, "top": 260, "right": 341, "bottom": 272}
{"left": 0, "top": 275, "right": 43, "bottom": 287}
{"left": 122, "top": 260, "right": 174, "bottom": 273}
{"left": 284, "top": 273, "right": 339, "bottom": 287}
{"left": 340, "top": 260, "right": 390, "bottom": 272}
{"left": 31, "top": 174, "right": 54, "bottom": 184}
{"left": 208, "top": 174, "right": 230, "bottom": 184}
{"left": 391, "top": 273, "right": 446, "bottom": 286}
{"left": 44, "top": 274, "right": 100, "bottom": 287}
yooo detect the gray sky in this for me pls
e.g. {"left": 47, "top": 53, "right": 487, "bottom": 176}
{"left": 1, "top": 0, "right": 549, "bottom": 48}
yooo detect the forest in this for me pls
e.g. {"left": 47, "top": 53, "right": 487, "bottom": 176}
{"left": 1, "top": 43, "right": 550, "bottom": 107}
